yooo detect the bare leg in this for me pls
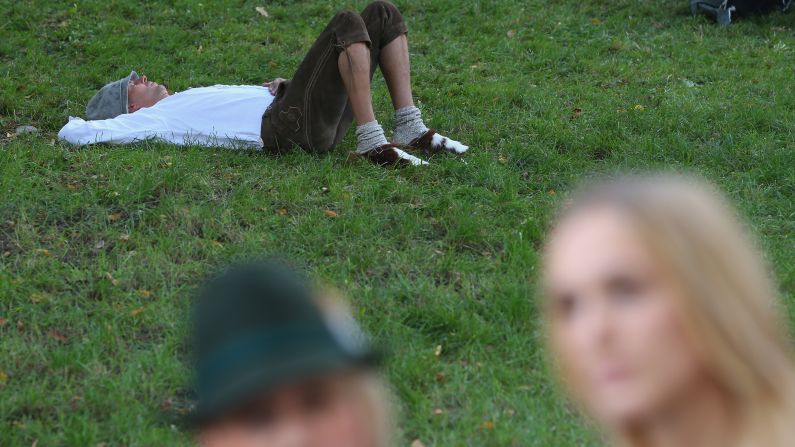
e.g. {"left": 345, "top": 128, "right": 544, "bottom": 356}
{"left": 379, "top": 34, "right": 414, "bottom": 110}
{"left": 384, "top": 33, "right": 469, "bottom": 155}
{"left": 358, "top": 1, "right": 469, "bottom": 155}
{"left": 337, "top": 41, "right": 426, "bottom": 166}
{"left": 338, "top": 42, "right": 376, "bottom": 124}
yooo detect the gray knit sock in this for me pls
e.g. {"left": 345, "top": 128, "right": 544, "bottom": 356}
{"left": 392, "top": 106, "right": 429, "bottom": 145}
{"left": 355, "top": 120, "right": 389, "bottom": 154}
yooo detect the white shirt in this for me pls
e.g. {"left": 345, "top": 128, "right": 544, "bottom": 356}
{"left": 58, "top": 85, "right": 275, "bottom": 149}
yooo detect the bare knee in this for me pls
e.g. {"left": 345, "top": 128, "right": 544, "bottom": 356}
{"left": 344, "top": 42, "right": 370, "bottom": 57}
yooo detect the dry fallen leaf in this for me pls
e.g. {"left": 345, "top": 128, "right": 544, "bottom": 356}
{"left": 36, "top": 249, "right": 51, "bottom": 257}
{"left": 436, "top": 372, "right": 446, "bottom": 383}
{"left": 591, "top": 17, "right": 602, "bottom": 25}
{"left": 138, "top": 289, "right": 153, "bottom": 298}
{"left": 0, "top": 317, "right": 8, "bottom": 327}
{"left": 69, "top": 395, "right": 83, "bottom": 411}
{"left": 105, "top": 272, "right": 120, "bottom": 287}
{"left": 324, "top": 210, "right": 338, "bottom": 218}
{"left": 130, "top": 307, "right": 145, "bottom": 317}
{"left": 108, "top": 212, "right": 122, "bottom": 222}
{"left": 255, "top": 6, "right": 269, "bottom": 17}
{"left": 481, "top": 421, "right": 496, "bottom": 430}
{"left": 0, "top": 370, "right": 8, "bottom": 384}
{"left": 119, "top": 234, "right": 130, "bottom": 242}
{"left": 571, "top": 107, "right": 583, "bottom": 119}
{"left": 411, "top": 441, "right": 425, "bottom": 447}
{"left": 48, "top": 329, "right": 68, "bottom": 342}
{"left": 277, "top": 208, "right": 288, "bottom": 216}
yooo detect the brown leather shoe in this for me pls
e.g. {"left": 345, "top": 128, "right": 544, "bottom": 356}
{"left": 347, "top": 144, "right": 428, "bottom": 166}
{"left": 406, "top": 129, "right": 469, "bottom": 154}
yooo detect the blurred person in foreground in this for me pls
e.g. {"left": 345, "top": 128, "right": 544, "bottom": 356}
{"left": 541, "top": 174, "right": 795, "bottom": 447}
{"left": 189, "top": 261, "right": 393, "bottom": 447}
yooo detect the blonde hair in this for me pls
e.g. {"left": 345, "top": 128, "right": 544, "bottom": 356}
{"left": 544, "top": 173, "right": 795, "bottom": 447}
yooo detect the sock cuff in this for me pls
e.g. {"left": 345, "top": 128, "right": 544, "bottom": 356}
{"left": 355, "top": 120, "right": 388, "bottom": 154}
{"left": 394, "top": 106, "right": 421, "bottom": 117}
{"left": 395, "top": 105, "right": 418, "bottom": 113}
{"left": 392, "top": 106, "right": 428, "bottom": 145}
{"left": 356, "top": 120, "right": 382, "bottom": 134}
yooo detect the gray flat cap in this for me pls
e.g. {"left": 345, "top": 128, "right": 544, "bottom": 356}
{"left": 86, "top": 70, "right": 139, "bottom": 120}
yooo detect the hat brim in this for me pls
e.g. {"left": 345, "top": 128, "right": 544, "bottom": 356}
{"left": 184, "top": 346, "right": 376, "bottom": 427}
{"left": 121, "top": 70, "right": 140, "bottom": 114}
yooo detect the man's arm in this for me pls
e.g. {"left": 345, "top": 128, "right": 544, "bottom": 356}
{"left": 58, "top": 113, "right": 164, "bottom": 145}
{"left": 263, "top": 78, "right": 289, "bottom": 97}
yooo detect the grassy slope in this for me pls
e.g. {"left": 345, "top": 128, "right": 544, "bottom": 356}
{"left": 1, "top": 0, "right": 794, "bottom": 445}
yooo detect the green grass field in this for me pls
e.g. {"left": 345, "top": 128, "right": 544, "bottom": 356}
{"left": 1, "top": 0, "right": 794, "bottom": 445}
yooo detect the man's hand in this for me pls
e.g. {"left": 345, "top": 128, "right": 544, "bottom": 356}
{"left": 263, "top": 78, "right": 286, "bottom": 96}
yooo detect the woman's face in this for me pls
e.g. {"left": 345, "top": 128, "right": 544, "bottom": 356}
{"left": 544, "top": 206, "right": 707, "bottom": 427}
{"left": 200, "top": 374, "right": 377, "bottom": 447}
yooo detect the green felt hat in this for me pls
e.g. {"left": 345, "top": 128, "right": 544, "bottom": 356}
{"left": 86, "top": 70, "right": 139, "bottom": 120}
{"left": 188, "top": 261, "right": 376, "bottom": 425}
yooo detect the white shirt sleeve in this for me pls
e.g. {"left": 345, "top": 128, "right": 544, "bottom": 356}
{"left": 57, "top": 113, "right": 167, "bottom": 145}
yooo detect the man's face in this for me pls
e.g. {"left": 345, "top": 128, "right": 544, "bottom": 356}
{"left": 128, "top": 75, "right": 169, "bottom": 112}
{"left": 199, "top": 373, "right": 378, "bottom": 447}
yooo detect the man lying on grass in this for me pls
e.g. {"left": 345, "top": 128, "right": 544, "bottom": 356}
{"left": 58, "top": 1, "right": 468, "bottom": 166}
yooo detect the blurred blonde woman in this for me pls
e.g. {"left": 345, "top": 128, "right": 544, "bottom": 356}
{"left": 191, "top": 261, "right": 393, "bottom": 447}
{"left": 541, "top": 174, "right": 795, "bottom": 447}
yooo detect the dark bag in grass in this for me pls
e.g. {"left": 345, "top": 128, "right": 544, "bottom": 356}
{"left": 691, "top": 0, "right": 793, "bottom": 25}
